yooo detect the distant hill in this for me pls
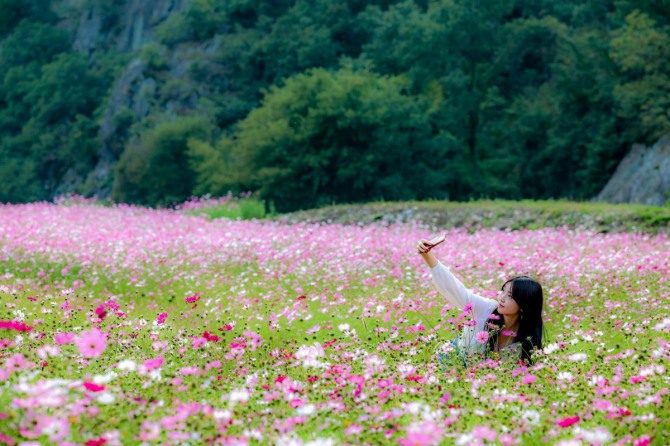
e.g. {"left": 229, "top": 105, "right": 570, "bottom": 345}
{"left": 1, "top": 0, "right": 669, "bottom": 209}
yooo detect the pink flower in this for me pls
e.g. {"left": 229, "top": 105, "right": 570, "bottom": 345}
{"left": 475, "top": 331, "right": 489, "bottom": 344}
{"left": 179, "top": 366, "right": 199, "bottom": 376}
{"left": 502, "top": 330, "right": 517, "bottom": 337}
{"left": 522, "top": 374, "right": 537, "bottom": 384}
{"left": 156, "top": 313, "right": 168, "bottom": 324}
{"left": 399, "top": 433, "right": 439, "bottom": 446}
{"left": 344, "top": 424, "right": 363, "bottom": 435}
{"left": 74, "top": 328, "right": 107, "bottom": 358}
{"left": 6, "top": 354, "right": 29, "bottom": 371}
{"left": 83, "top": 382, "right": 105, "bottom": 392}
{"left": 142, "top": 356, "right": 163, "bottom": 371}
{"left": 473, "top": 425, "right": 497, "bottom": 441}
{"left": 401, "top": 421, "right": 443, "bottom": 446}
{"left": 556, "top": 415, "right": 580, "bottom": 428}
{"left": 54, "top": 332, "right": 76, "bottom": 345}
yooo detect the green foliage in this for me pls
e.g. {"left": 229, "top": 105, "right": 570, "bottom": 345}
{"left": 2, "top": 0, "right": 670, "bottom": 208}
{"left": 0, "top": 0, "right": 56, "bottom": 34}
{"left": 0, "top": 0, "right": 30, "bottom": 34}
{"left": 139, "top": 43, "right": 169, "bottom": 73}
{"left": 155, "top": 0, "right": 224, "bottom": 46}
{"left": 185, "top": 196, "right": 268, "bottom": 220}
{"left": 0, "top": 21, "right": 114, "bottom": 202}
{"left": 112, "top": 116, "right": 215, "bottom": 206}
{"left": 610, "top": 11, "right": 670, "bottom": 141}
{"left": 192, "top": 67, "right": 446, "bottom": 212}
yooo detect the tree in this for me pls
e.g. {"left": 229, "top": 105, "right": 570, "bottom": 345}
{"left": 112, "top": 117, "right": 214, "bottom": 206}
{"left": 192, "top": 68, "right": 448, "bottom": 211}
{"left": 611, "top": 11, "right": 670, "bottom": 141}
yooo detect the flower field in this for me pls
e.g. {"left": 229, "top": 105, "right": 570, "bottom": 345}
{"left": 0, "top": 202, "right": 668, "bottom": 445}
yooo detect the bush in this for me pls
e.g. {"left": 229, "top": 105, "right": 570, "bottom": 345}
{"left": 112, "top": 116, "right": 214, "bottom": 206}
{"left": 180, "top": 194, "right": 267, "bottom": 220}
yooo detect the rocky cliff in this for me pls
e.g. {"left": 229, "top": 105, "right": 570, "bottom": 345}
{"left": 596, "top": 136, "right": 670, "bottom": 206}
{"left": 62, "top": 0, "right": 217, "bottom": 197}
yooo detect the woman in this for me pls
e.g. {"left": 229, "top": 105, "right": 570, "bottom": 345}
{"left": 416, "top": 237, "right": 544, "bottom": 365}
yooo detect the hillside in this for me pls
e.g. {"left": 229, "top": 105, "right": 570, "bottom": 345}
{"left": 1, "top": 1, "right": 670, "bottom": 209}
{"left": 278, "top": 200, "right": 670, "bottom": 234}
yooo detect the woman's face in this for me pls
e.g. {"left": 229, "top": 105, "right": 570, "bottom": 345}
{"left": 498, "top": 281, "right": 521, "bottom": 316}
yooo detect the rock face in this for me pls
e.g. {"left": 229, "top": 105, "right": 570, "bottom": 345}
{"left": 66, "top": 0, "right": 197, "bottom": 197}
{"left": 596, "top": 136, "right": 670, "bottom": 206}
{"left": 71, "top": 0, "right": 187, "bottom": 54}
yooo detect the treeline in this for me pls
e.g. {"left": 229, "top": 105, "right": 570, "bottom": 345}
{"left": 1, "top": 0, "right": 670, "bottom": 211}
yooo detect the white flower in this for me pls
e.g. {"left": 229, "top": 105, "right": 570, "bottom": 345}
{"left": 295, "top": 343, "right": 328, "bottom": 368}
{"left": 97, "top": 393, "right": 115, "bottom": 404}
{"left": 456, "top": 434, "right": 475, "bottom": 445}
{"left": 213, "top": 409, "right": 231, "bottom": 420}
{"left": 117, "top": 360, "right": 137, "bottom": 372}
{"left": 229, "top": 389, "right": 250, "bottom": 403}
{"left": 37, "top": 345, "right": 60, "bottom": 359}
{"left": 575, "top": 427, "right": 612, "bottom": 444}
{"left": 555, "top": 440, "right": 582, "bottom": 446}
{"left": 296, "top": 404, "right": 316, "bottom": 416}
{"left": 568, "top": 353, "right": 587, "bottom": 361}
{"left": 543, "top": 343, "right": 559, "bottom": 354}
{"left": 557, "top": 372, "right": 573, "bottom": 381}
{"left": 93, "top": 371, "right": 117, "bottom": 384}
{"left": 305, "top": 439, "right": 336, "bottom": 446}
{"left": 653, "top": 318, "right": 670, "bottom": 331}
{"left": 338, "top": 323, "right": 350, "bottom": 331}
{"left": 521, "top": 410, "right": 541, "bottom": 426}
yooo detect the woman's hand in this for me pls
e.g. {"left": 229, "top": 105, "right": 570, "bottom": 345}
{"left": 416, "top": 239, "right": 434, "bottom": 254}
{"left": 417, "top": 238, "right": 439, "bottom": 268}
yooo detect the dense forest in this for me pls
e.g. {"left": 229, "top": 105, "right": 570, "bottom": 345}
{"left": 1, "top": 0, "right": 669, "bottom": 211}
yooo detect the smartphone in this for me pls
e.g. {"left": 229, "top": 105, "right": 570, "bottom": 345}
{"left": 428, "top": 233, "right": 446, "bottom": 248}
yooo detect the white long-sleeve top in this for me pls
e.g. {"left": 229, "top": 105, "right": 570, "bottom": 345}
{"left": 430, "top": 261, "right": 498, "bottom": 355}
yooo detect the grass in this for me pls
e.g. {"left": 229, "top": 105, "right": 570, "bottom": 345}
{"left": 279, "top": 199, "right": 670, "bottom": 233}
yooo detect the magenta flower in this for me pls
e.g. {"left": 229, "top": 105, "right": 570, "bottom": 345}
{"left": 634, "top": 435, "right": 652, "bottom": 446}
{"left": 0, "top": 320, "right": 33, "bottom": 332}
{"left": 556, "top": 415, "right": 580, "bottom": 428}
{"left": 475, "top": 331, "right": 489, "bottom": 343}
{"left": 185, "top": 292, "right": 200, "bottom": 304}
{"left": 74, "top": 328, "right": 107, "bottom": 358}
{"left": 156, "top": 313, "right": 168, "bottom": 324}
{"left": 83, "top": 382, "right": 105, "bottom": 392}
{"left": 94, "top": 305, "right": 107, "bottom": 320}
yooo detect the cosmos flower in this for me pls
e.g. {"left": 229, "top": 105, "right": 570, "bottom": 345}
{"left": 74, "top": 328, "right": 107, "bottom": 358}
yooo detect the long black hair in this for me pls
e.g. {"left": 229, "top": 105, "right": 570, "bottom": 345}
{"left": 486, "top": 276, "right": 544, "bottom": 363}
